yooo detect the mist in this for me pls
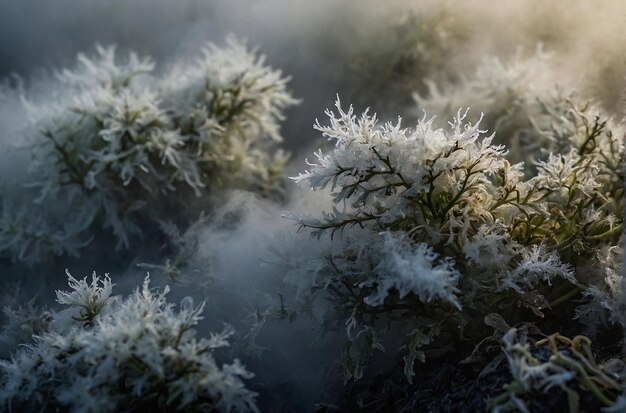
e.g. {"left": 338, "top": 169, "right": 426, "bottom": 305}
{"left": 0, "top": 1, "right": 625, "bottom": 412}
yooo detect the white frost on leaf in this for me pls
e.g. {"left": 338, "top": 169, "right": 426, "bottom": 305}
{"left": 502, "top": 245, "right": 577, "bottom": 293}
{"left": 361, "top": 232, "right": 460, "bottom": 309}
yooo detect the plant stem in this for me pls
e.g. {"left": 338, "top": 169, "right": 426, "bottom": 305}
{"left": 548, "top": 285, "right": 584, "bottom": 309}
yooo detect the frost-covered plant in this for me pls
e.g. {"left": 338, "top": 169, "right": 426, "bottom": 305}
{"left": 137, "top": 215, "right": 216, "bottom": 291}
{"left": 0, "top": 298, "right": 51, "bottom": 359}
{"left": 285, "top": 96, "right": 623, "bottom": 380}
{"left": 415, "top": 48, "right": 625, "bottom": 174}
{"left": 0, "top": 271, "right": 257, "bottom": 413}
{"left": 55, "top": 269, "right": 114, "bottom": 325}
{"left": 490, "top": 329, "right": 623, "bottom": 412}
{"left": 416, "top": 48, "right": 553, "bottom": 118}
{"left": 290, "top": 99, "right": 508, "bottom": 245}
{"left": 347, "top": 7, "right": 464, "bottom": 111}
{"left": 159, "top": 37, "right": 297, "bottom": 195}
{"left": 2, "top": 38, "right": 296, "bottom": 263}
{"left": 415, "top": 49, "right": 562, "bottom": 165}
{"left": 0, "top": 199, "right": 94, "bottom": 264}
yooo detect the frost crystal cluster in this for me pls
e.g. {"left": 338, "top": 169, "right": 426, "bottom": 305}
{"left": 287, "top": 94, "right": 623, "bottom": 381}
{"left": 0, "top": 271, "right": 257, "bottom": 413}
{"left": 0, "top": 38, "right": 296, "bottom": 263}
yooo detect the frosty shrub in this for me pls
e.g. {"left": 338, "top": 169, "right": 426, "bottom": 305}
{"left": 0, "top": 270, "right": 258, "bottom": 413}
{"left": 0, "top": 37, "right": 296, "bottom": 263}
{"left": 137, "top": 213, "right": 217, "bottom": 290}
{"left": 347, "top": 7, "right": 464, "bottom": 112}
{"left": 0, "top": 199, "right": 94, "bottom": 264}
{"left": 285, "top": 96, "right": 623, "bottom": 381}
{"left": 0, "top": 298, "right": 51, "bottom": 359}
{"left": 415, "top": 48, "right": 554, "bottom": 123}
{"left": 415, "top": 49, "right": 568, "bottom": 166}
{"left": 415, "top": 48, "right": 625, "bottom": 178}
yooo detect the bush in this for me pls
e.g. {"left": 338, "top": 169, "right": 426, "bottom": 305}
{"left": 285, "top": 95, "right": 623, "bottom": 382}
{"left": 0, "top": 270, "right": 258, "bottom": 412}
{"left": 0, "top": 38, "right": 297, "bottom": 264}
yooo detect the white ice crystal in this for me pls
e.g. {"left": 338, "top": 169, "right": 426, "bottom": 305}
{"left": 361, "top": 232, "right": 460, "bottom": 309}
{"left": 502, "top": 245, "right": 577, "bottom": 293}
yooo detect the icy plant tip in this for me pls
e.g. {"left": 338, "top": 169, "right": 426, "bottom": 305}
{"left": 56, "top": 269, "right": 114, "bottom": 325}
